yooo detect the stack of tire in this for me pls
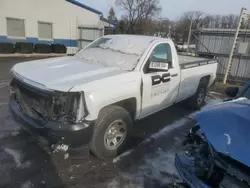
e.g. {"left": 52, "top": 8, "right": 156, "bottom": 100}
{"left": 15, "top": 42, "right": 33, "bottom": 53}
{"left": 51, "top": 44, "right": 67, "bottom": 54}
{"left": 0, "top": 43, "right": 15, "bottom": 54}
{"left": 0, "top": 42, "right": 67, "bottom": 54}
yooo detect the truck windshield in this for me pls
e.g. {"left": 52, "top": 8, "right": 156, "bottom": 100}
{"left": 75, "top": 36, "right": 155, "bottom": 70}
{"left": 75, "top": 37, "right": 143, "bottom": 71}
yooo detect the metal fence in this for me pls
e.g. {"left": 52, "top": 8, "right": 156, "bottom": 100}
{"left": 194, "top": 28, "right": 250, "bottom": 83}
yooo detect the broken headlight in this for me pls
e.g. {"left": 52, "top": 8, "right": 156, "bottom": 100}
{"left": 51, "top": 92, "right": 86, "bottom": 123}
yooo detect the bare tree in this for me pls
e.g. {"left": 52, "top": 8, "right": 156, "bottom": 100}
{"left": 108, "top": 6, "right": 118, "bottom": 22}
{"left": 115, "top": 0, "right": 161, "bottom": 33}
{"left": 184, "top": 11, "right": 206, "bottom": 28}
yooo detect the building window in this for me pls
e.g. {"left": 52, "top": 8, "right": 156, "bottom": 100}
{"left": 6, "top": 18, "right": 25, "bottom": 38}
{"left": 38, "top": 22, "right": 53, "bottom": 40}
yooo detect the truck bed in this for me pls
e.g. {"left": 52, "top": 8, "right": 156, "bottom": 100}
{"left": 178, "top": 55, "right": 212, "bottom": 65}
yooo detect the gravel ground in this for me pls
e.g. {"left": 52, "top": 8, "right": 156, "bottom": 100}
{"left": 0, "top": 57, "right": 225, "bottom": 188}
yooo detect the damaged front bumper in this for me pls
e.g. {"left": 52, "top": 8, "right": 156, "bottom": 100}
{"left": 175, "top": 154, "right": 210, "bottom": 188}
{"left": 9, "top": 95, "right": 94, "bottom": 158}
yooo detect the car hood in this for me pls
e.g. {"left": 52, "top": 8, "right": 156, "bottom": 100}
{"left": 195, "top": 98, "right": 250, "bottom": 168}
{"left": 12, "top": 56, "right": 125, "bottom": 91}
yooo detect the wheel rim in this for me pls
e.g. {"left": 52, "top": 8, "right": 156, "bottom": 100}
{"left": 197, "top": 88, "right": 205, "bottom": 105}
{"left": 104, "top": 120, "right": 127, "bottom": 150}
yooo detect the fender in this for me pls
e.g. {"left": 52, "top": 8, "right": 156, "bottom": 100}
{"left": 82, "top": 74, "right": 142, "bottom": 121}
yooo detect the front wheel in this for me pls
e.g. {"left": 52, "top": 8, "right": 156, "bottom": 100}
{"left": 90, "top": 105, "right": 132, "bottom": 159}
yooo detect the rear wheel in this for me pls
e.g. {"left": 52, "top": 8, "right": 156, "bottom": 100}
{"left": 90, "top": 105, "right": 132, "bottom": 159}
{"left": 187, "top": 83, "right": 207, "bottom": 109}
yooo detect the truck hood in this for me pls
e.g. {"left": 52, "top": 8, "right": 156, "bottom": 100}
{"left": 195, "top": 98, "right": 250, "bottom": 168}
{"left": 12, "top": 56, "right": 125, "bottom": 91}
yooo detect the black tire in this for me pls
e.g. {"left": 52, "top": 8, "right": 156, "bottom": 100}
{"left": 0, "top": 42, "right": 14, "bottom": 54}
{"left": 34, "top": 44, "right": 52, "bottom": 53}
{"left": 15, "top": 42, "right": 33, "bottom": 53}
{"left": 51, "top": 44, "right": 67, "bottom": 54}
{"left": 90, "top": 105, "right": 132, "bottom": 159}
{"left": 186, "top": 83, "right": 207, "bottom": 109}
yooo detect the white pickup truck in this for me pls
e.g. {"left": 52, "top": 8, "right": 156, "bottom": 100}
{"left": 9, "top": 35, "right": 218, "bottom": 159}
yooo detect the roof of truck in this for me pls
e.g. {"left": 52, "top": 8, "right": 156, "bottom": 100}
{"left": 100, "top": 35, "right": 172, "bottom": 56}
{"left": 104, "top": 35, "right": 171, "bottom": 42}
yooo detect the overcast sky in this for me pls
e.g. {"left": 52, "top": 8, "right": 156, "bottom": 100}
{"left": 80, "top": 0, "right": 250, "bottom": 20}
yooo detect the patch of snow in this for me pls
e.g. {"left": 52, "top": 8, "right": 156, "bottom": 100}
{"left": 114, "top": 97, "right": 223, "bottom": 164}
{"left": 10, "top": 131, "right": 20, "bottom": 136}
{"left": 0, "top": 102, "right": 8, "bottom": 106}
{"left": 0, "top": 80, "right": 9, "bottom": 89}
{"left": 151, "top": 118, "right": 189, "bottom": 140}
{"left": 138, "top": 150, "right": 181, "bottom": 184}
{"left": 224, "top": 133, "right": 231, "bottom": 146}
{"left": 107, "top": 175, "right": 144, "bottom": 188}
{"left": 203, "top": 97, "right": 223, "bottom": 109}
{"left": 113, "top": 149, "right": 134, "bottom": 163}
{"left": 98, "top": 35, "right": 157, "bottom": 56}
{"left": 64, "top": 153, "right": 69, "bottom": 160}
{"left": 4, "top": 148, "right": 31, "bottom": 169}
{"left": 76, "top": 35, "right": 162, "bottom": 70}
{"left": 77, "top": 48, "right": 140, "bottom": 71}
{"left": 110, "top": 148, "right": 182, "bottom": 187}
{"left": 20, "top": 180, "right": 33, "bottom": 188}
{"left": 209, "top": 91, "right": 223, "bottom": 96}
{"left": 51, "top": 144, "right": 69, "bottom": 152}
{"left": 107, "top": 178, "right": 120, "bottom": 188}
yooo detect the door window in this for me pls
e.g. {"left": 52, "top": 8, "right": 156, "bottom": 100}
{"left": 144, "top": 43, "right": 172, "bottom": 73}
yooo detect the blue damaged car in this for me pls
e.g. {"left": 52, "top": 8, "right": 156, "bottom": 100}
{"left": 175, "top": 82, "right": 250, "bottom": 188}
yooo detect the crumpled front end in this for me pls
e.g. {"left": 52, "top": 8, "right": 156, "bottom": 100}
{"left": 10, "top": 77, "right": 86, "bottom": 123}
{"left": 175, "top": 125, "right": 250, "bottom": 188}
{"left": 9, "top": 77, "right": 94, "bottom": 158}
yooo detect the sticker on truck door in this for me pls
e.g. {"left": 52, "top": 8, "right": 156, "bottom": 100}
{"left": 151, "top": 73, "right": 171, "bottom": 86}
{"left": 151, "top": 85, "right": 169, "bottom": 97}
{"left": 151, "top": 73, "right": 171, "bottom": 97}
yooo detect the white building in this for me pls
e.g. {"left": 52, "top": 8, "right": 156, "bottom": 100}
{"left": 0, "top": 0, "right": 116, "bottom": 54}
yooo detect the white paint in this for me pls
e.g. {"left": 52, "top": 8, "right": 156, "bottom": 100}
{"left": 4, "top": 148, "right": 31, "bottom": 169}
{"left": 224, "top": 133, "right": 231, "bottom": 146}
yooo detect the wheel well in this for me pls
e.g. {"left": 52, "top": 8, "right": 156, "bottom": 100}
{"left": 200, "top": 75, "right": 210, "bottom": 87}
{"left": 111, "top": 98, "right": 137, "bottom": 121}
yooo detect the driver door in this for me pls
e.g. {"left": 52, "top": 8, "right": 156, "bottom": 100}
{"left": 140, "top": 43, "right": 179, "bottom": 118}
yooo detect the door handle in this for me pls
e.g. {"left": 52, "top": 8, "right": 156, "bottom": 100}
{"left": 171, "top": 73, "right": 178, "bottom": 77}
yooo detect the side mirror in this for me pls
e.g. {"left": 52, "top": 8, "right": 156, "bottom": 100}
{"left": 149, "top": 61, "right": 169, "bottom": 71}
{"left": 225, "top": 86, "right": 239, "bottom": 98}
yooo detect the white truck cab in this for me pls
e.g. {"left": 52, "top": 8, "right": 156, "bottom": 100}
{"left": 9, "top": 35, "right": 218, "bottom": 158}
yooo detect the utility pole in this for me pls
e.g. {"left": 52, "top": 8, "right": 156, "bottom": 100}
{"left": 223, "top": 7, "right": 246, "bottom": 84}
{"left": 186, "top": 18, "right": 193, "bottom": 54}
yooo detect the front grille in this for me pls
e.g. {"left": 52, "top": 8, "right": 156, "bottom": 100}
{"left": 11, "top": 78, "right": 53, "bottom": 121}
{"left": 10, "top": 78, "right": 80, "bottom": 123}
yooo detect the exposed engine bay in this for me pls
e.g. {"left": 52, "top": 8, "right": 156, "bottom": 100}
{"left": 10, "top": 78, "right": 85, "bottom": 123}
{"left": 180, "top": 125, "right": 250, "bottom": 188}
